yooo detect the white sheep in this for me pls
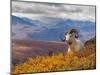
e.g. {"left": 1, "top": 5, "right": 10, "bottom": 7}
{"left": 61, "top": 29, "right": 84, "bottom": 56}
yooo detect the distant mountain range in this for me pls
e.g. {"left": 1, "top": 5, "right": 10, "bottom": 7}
{"left": 11, "top": 15, "right": 96, "bottom": 42}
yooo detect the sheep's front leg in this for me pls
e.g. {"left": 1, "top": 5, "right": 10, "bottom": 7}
{"left": 67, "top": 48, "right": 78, "bottom": 57}
{"left": 67, "top": 48, "right": 71, "bottom": 53}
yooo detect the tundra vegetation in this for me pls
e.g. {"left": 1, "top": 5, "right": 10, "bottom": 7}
{"left": 12, "top": 37, "right": 96, "bottom": 74}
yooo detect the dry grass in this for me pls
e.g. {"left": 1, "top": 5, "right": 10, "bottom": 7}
{"left": 12, "top": 51, "right": 96, "bottom": 74}
{"left": 12, "top": 38, "right": 96, "bottom": 74}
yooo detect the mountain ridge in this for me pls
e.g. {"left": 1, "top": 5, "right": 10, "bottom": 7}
{"left": 12, "top": 15, "right": 95, "bottom": 42}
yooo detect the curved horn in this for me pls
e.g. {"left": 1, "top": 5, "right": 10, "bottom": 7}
{"left": 69, "top": 29, "right": 79, "bottom": 38}
{"left": 61, "top": 32, "right": 68, "bottom": 42}
{"left": 69, "top": 29, "right": 78, "bottom": 34}
{"left": 61, "top": 38, "right": 66, "bottom": 42}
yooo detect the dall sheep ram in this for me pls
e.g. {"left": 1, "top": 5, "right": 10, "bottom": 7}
{"left": 62, "top": 29, "right": 84, "bottom": 56}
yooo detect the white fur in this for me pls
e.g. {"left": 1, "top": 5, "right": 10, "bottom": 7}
{"left": 65, "top": 34, "right": 70, "bottom": 41}
{"left": 65, "top": 32, "right": 84, "bottom": 53}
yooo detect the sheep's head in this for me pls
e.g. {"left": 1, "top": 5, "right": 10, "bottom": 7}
{"left": 61, "top": 29, "right": 79, "bottom": 45}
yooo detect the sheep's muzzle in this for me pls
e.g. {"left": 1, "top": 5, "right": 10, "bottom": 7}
{"left": 66, "top": 40, "right": 72, "bottom": 45}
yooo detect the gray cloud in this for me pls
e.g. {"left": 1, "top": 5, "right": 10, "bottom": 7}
{"left": 12, "top": 1, "right": 95, "bottom": 40}
{"left": 12, "top": 1, "right": 83, "bottom": 14}
{"left": 12, "top": 1, "right": 95, "bottom": 22}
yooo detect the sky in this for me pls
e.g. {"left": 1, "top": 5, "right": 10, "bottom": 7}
{"left": 12, "top": 1, "right": 95, "bottom": 22}
{"left": 12, "top": 0, "right": 96, "bottom": 41}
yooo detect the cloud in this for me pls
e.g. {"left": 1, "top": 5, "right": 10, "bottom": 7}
{"left": 12, "top": 1, "right": 95, "bottom": 22}
{"left": 12, "top": 1, "right": 96, "bottom": 41}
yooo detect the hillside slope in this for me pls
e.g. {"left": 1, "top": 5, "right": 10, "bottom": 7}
{"left": 12, "top": 40, "right": 66, "bottom": 64}
{"left": 12, "top": 37, "right": 96, "bottom": 74}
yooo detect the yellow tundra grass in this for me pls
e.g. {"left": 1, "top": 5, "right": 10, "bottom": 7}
{"left": 12, "top": 38, "right": 96, "bottom": 74}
